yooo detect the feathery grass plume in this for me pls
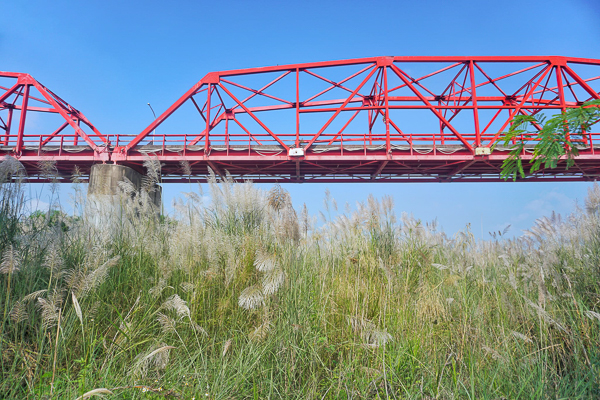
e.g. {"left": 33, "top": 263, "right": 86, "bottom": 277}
{"left": 191, "top": 321, "right": 208, "bottom": 336}
{"left": 142, "top": 155, "right": 162, "bottom": 191}
{"left": 249, "top": 320, "right": 271, "bottom": 342}
{"left": 584, "top": 183, "right": 600, "bottom": 214}
{"left": 0, "top": 244, "right": 22, "bottom": 274}
{"left": 117, "top": 177, "right": 136, "bottom": 197}
{"left": 0, "top": 155, "right": 25, "bottom": 180}
{"left": 482, "top": 346, "right": 505, "bottom": 361}
{"left": 22, "top": 289, "right": 48, "bottom": 303}
{"left": 180, "top": 282, "right": 195, "bottom": 293}
{"left": 222, "top": 339, "right": 232, "bottom": 357}
{"left": 72, "top": 292, "right": 83, "bottom": 327}
{"left": 44, "top": 246, "right": 65, "bottom": 276}
{"left": 37, "top": 292, "right": 64, "bottom": 329}
{"left": 584, "top": 310, "right": 600, "bottom": 322}
{"left": 523, "top": 297, "right": 567, "bottom": 332}
{"left": 9, "top": 300, "right": 28, "bottom": 323}
{"left": 37, "top": 159, "right": 58, "bottom": 180}
{"left": 131, "top": 344, "right": 175, "bottom": 378}
{"left": 267, "top": 184, "right": 291, "bottom": 212}
{"left": 65, "top": 268, "right": 86, "bottom": 296}
{"left": 81, "top": 256, "right": 120, "bottom": 297}
{"left": 254, "top": 250, "right": 277, "bottom": 272}
{"left": 74, "top": 388, "right": 114, "bottom": 399}
{"left": 262, "top": 268, "right": 285, "bottom": 295}
{"left": 238, "top": 285, "right": 264, "bottom": 310}
{"left": 511, "top": 331, "right": 534, "bottom": 343}
{"left": 347, "top": 316, "right": 392, "bottom": 347}
{"left": 179, "top": 159, "right": 192, "bottom": 176}
{"left": 149, "top": 278, "right": 168, "bottom": 298}
{"left": 363, "top": 329, "right": 393, "bottom": 348}
{"left": 157, "top": 312, "right": 177, "bottom": 334}
{"left": 88, "top": 301, "right": 101, "bottom": 320}
{"left": 162, "top": 294, "right": 190, "bottom": 319}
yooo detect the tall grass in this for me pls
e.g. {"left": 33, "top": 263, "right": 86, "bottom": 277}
{"left": 1, "top": 154, "right": 599, "bottom": 399}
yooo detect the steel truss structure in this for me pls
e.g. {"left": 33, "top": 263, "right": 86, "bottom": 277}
{"left": 2, "top": 56, "right": 600, "bottom": 182}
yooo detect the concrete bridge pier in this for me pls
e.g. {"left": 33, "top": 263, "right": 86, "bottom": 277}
{"left": 87, "top": 164, "right": 162, "bottom": 222}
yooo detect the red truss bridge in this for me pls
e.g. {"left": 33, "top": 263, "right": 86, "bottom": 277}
{"left": 1, "top": 56, "right": 600, "bottom": 183}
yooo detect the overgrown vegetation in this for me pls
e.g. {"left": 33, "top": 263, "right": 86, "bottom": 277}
{"left": 1, "top": 156, "right": 600, "bottom": 399}
{"left": 497, "top": 99, "right": 600, "bottom": 181}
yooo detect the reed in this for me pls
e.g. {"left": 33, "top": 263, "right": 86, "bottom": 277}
{"left": 0, "top": 155, "right": 599, "bottom": 399}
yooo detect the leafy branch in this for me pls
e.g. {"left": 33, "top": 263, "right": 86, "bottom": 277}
{"left": 495, "top": 99, "right": 600, "bottom": 181}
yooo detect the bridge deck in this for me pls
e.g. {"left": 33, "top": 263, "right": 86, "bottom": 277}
{"left": 5, "top": 144, "right": 600, "bottom": 183}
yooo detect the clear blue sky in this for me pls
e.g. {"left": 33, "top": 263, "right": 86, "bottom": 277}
{"left": 3, "top": 0, "right": 600, "bottom": 237}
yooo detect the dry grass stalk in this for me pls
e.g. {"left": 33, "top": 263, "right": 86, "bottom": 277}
{"left": 74, "top": 388, "right": 114, "bottom": 399}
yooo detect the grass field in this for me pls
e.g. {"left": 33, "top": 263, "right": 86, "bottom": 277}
{"left": 1, "top": 156, "right": 600, "bottom": 399}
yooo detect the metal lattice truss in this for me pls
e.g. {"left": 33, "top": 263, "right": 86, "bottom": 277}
{"left": 2, "top": 56, "right": 600, "bottom": 182}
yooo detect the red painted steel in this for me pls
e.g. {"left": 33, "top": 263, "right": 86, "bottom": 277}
{"left": 2, "top": 56, "right": 600, "bottom": 182}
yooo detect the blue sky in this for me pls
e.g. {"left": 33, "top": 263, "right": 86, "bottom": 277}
{"left": 3, "top": 0, "right": 600, "bottom": 237}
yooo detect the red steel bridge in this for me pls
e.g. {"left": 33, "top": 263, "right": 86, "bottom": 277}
{"left": 1, "top": 56, "right": 600, "bottom": 183}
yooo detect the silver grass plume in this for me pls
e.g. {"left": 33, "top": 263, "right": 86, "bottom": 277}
{"left": 0, "top": 245, "right": 22, "bottom": 275}
{"left": 9, "top": 300, "right": 28, "bottom": 323}
{"left": 157, "top": 312, "right": 177, "bottom": 333}
{"left": 44, "top": 246, "right": 64, "bottom": 276}
{"left": 267, "top": 184, "right": 292, "bottom": 212}
{"left": 179, "top": 282, "right": 195, "bottom": 294}
{"left": 347, "top": 316, "right": 392, "bottom": 347}
{"left": 363, "top": 329, "right": 393, "bottom": 348}
{"left": 130, "top": 344, "right": 175, "bottom": 378}
{"left": 222, "top": 339, "right": 232, "bottom": 357}
{"left": 142, "top": 155, "right": 162, "bottom": 191}
{"left": 81, "top": 256, "right": 120, "bottom": 297}
{"left": 511, "top": 331, "right": 533, "bottom": 343}
{"left": 192, "top": 321, "right": 208, "bottom": 336}
{"left": 585, "top": 183, "right": 600, "bottom": 214}
{"left": 180, "top": 159, "right": 192, "bottom": 176}
{"left": 22, "top": 289, "right": 48, "bottom": 303}
{"left": 74, "top": 388, "right": 114, "bottom": 400}
{"left": 482, "top": 346, "right": 505, "bottom": 361}
{"left": 37, "top": 159, "right": 58, "bottom": 180}
{"left": 584, "top": 310, "right": 600, "bottom": 322}
{"left": 161, "top": 294, "right": 190, "bottom": 319}
{"left": 0, "top": 155, "right": 25, "bottom": 181}
{"left": 523, "top": 297, "right": 567, "bottom": 332}
{"left": 262, "top": 268, "right": 285, "bottom": 295}
{"left": 238, "top": 285, "right": 264, "bottom": 310}
{"left": 254, "top": 250, "right": 277, "bottom": 272}
{"left": 149, "top": 278, "right": 168, "bottom": 298}
{"left": 37, "top": 291, "right": 64, "bottom": 329}
{"left": 72, "top": 292, "right": 83, "bottom": 327}
{"left": 117, "top": 178, "right": 136, "bottom": 197}
{"left": 249, "top": 320, "right": 271, "bottom": 341}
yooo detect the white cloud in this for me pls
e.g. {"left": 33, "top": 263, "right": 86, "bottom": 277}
{"left": 22, "top": 199, "right": 51, "bottom": 214}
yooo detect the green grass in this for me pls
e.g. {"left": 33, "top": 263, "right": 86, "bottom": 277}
{"left": 1, "top": 158, "right": 600, "bottom": 399}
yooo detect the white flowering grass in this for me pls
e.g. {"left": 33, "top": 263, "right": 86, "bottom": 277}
{"left": 1, "top": 168, "right": 600, "bottom": 399}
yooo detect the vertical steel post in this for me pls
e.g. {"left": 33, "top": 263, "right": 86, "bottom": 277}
{"left": 556, "top": 65, "right": 566, "bottom": 111}
{"left": 384, "top": 66, "right": 390, "bottom": 154}
{"left": 16, "top": 84, "right": 30, "bottom": 154}
{"left": 295, "top": 68, "right": 300, "bottom": 148}
{"left": 3, "top": 108, "right": 13, "bottom": 146}
{"left": 469, "top": 61, "right": 481, "bottom": 148}
{"left": 205, "top": 84, "right": 211, "bottom": 153}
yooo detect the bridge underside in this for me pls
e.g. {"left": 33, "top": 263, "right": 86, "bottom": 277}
{"left": 8, "top": 144, "right": 600, "bottom": 183}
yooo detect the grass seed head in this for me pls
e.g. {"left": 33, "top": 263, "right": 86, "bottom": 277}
{"left": 238, "top": 285, "right": 265, "bottom": 310}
